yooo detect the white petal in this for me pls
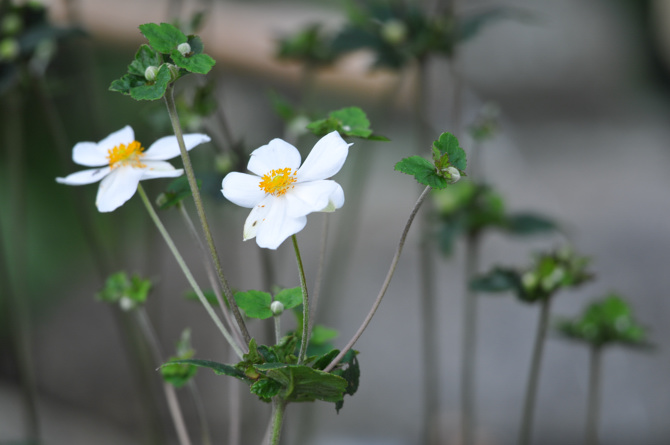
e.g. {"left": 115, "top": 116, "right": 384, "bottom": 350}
{"left": 98, "top": 126, "right": 134, "bottom": 151}
{"left": 144, "top": 133, "right": 211, "bottom": 161}
{"left": 95, "top": 167, "right": 145, "bottom": 212}
{"left": 222, "top": 172, "right": 266, "bottom": 208}
{"left": 296, "top": 131, "right": 351, "bottom": 182}
{"left": 322, "top": 182, "right": 345, "bottom": 212}
{"left": 56, "top": 167, "right": 111, "bottom": 185}
{"left": 140, "top": 161, "right": 184, "bottom": 179}
{"left": 247, "top": 138, "right": 301, "bottom": 176}
{"left": 243, "top": 196, "right": 272, "bottom": 241}
{"left": 284, "top": 180, "right": 341, "bottom": 218}
{"left": 72, "top": 142, "right": 109, "bottom": 167}
{"left": 244, "top": 195, "right": 307, "bottom": 249}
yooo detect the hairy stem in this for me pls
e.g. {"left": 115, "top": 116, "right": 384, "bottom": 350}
{"left": 519, "top": 297, "right": 552, "bottom": 445}
{"left": 324, "top": 186, "right": 432, "bottom": 373}
{"left": 164, "top": 84, "right": 250, "bottom": 345}
{"left": 269, "top": 399, "right": 288, "bottom": 445}
{"left": 292, "top": 235, "right": 310, "bottom": 364}
{"left": 137, "top": 185, "right": 243, "bottom": 358}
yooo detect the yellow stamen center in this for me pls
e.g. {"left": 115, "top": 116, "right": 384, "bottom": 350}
{"left": 259, "top": 168, "right": 297, "bottom": 197}
{"left": 107, "top": 141, "right": 146, "bottom": 169}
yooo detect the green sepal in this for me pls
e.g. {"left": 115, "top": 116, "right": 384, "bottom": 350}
{"left": 307, "top": 107, "right": 389, "bottom": 141}
{"left": 156, "top": 176, "right": 202, "bottom": 210}
{"left": 161, "top": 359, "right": 249, "bottom": 381}
{"left": 234, "top": 290, "right": 273, "bottom": 319}
{"left": 139, "top": 22, "right": 187, "bottom": 54}
{"left": 394, "top": 155, "right": 448, "bottom": 189}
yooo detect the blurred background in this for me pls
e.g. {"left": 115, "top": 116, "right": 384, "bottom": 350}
{"left": 2, "top": 0, "right": 670, "bottom": 444}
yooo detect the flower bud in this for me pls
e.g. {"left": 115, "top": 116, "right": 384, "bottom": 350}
{"left": 177, "top": 42, "right": 192, "bottom": 56}
{"left": 270, "top": 301, "right": 285, "bottom": 316}
{"left": 144, "top": 65, "right": 159, "bottom": 82}
{"left": 166, "top": 63, "right": 180, "bottom": 82}
{"left": 119, "top": 296, "right": 136, "bottom": 311}
{"left": 381, "top": 19, "right": 407, "bottom": 45}
{"left": 445, "top": 166, "right": 460, "bottom": 184}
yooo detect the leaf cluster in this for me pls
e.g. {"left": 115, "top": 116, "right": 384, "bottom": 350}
{"left": 161, "top": 329, "right": 198, "bottom": 388}
{"left": 434, "top": 181, "right": 558, "bottom": 255}
{"left": 109, "top": 22, "right": 215, "bottom": 101}
{"left": 163, "top": 335, "right": 360, "bottom": 411}
{"left": 307, "top": 107, "right": 389, "bottom": 141}
{"left": 556, "top": 295, "right": 651, "bottom": 349}
{"left": 235, "top": 287, "right": 302, "bottom": 320}
{"left": 395, "top": 132, "right": 466, "bottom": 189}
{"left": 471, "top": 247, "right": 594, "bottom": 303}
{"left": 96, "top": 271, "right": 152, "bottom": 309}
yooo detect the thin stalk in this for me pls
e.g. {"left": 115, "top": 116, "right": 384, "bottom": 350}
{"left": 227, "top": 359, "right": 242, "bottom": 445}
{"left": 135, "top": 308, "right": 192, "bottom": 445}
{"left": 519, "top": 297, "right": 553, "bottom": 445}
{"left": 586, "top": 345, "right": 603, "bottom": 445}
{"left": 460, "top": 231, "right": 481, "bottom": 445}
{"left": 164, "top": 84, "right": 251, "bottom": 346}
{"left": 325, "top": 186, "right": 432, "bottom": 372}
{"left": 187, "top": 380, "right": 212, "bottom": 445}
{"left": 3, "top": 88, "right": 41, "bottom": 445}
{"left": 137, "top": 184, "right": 243, "bottom": 359}
{"left": 177, "top": 204, "right": 245, "bottom": 349}
{"left": 292, "top": 235, "right": 310, "bottom": 364}
{"left": 273, "top": 315, "right": 282, "bottom": 345}
{"left": 269, "top": 399, "right": 288, "bottom": 445}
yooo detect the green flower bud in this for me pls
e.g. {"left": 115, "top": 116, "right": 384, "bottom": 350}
{"left": 381, "top": 19, "right": 407, "bottom": 45}
{"left": 0, "top": 38, "right": 19, "bottom": 61}
{"left": 271, "top": 300, "right": 285, "bottom": 316}
{"left": 145, "top": 65, "right": 159, "bottom": 82}
{"left": 177, "top": 42, "right": 192, "bottom": 56}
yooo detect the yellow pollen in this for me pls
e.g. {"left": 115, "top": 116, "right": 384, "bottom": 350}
{"left": 259, "top": 168, "right": 297, "bottom": 196}
{"left": 107, "top": 140, "right": 146, "bottom": 169}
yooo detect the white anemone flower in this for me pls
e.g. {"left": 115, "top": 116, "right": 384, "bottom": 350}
{"left": 221, "top": 131, "right": 352, "bottom": 249}
{"left": 56, "top": 125, "right": 210, "bottom": 212}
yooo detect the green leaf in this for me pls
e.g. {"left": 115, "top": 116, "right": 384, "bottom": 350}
{"left": 274, "top": 287, "right": 302, "bottom": 310}
{"left": 256, "top": 364, "right": 348, "bottom": 403}
{"left": 129, "top": 63, "right": 171, "bottom": 101}
{"left": 160, "top": 359, "right": 197, "bottom": 388}
{"left": 307, "top": 107, "right": 388, "bottom": 141}
{"left": 250, "top": 378, "right": 282, "bottom": 401}
{"left": 129, "top": 44, "right": 163, "bottom": 77}
{"left": 171, "top": 51, "right": 215, "bottom": 74}
{"left": 470, "top": 268, "right": 520, "bottom": 293}
{"left": 183, "top": 289, "right": 219, "bottom": 305}
{"left": 433, "top": 132, "right": 467, "bottom": 172}
{"left": 505, "top": 213, "right": 558, "bottom": 236}
{"left": 394, "top": 156, "right": 448, "bottom": 189}
{"left": 161, "top": 359, "right": 248, "bottom": 381}
{"left": 310, "top": 325, "right": 338, "bottom": 345}
{"left": 139, "top": 22, "right": 187, "bottom": 53}
{"left": 156, "top": 176, "right": 201, "bottom": 210}
{"left": 235, "top": 290, "right": 273, "bottom": 319}
{"left": 331, "top": 350, "right": 360, "bottom": 412}
{"left": 109, "top": 73, "right": 146, "bottom": 95}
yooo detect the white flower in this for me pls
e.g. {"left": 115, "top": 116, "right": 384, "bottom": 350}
{"left": 56, "top": 126, "right": 210, "bottom": 212}
{"left": 221, "top": 131, "right": 352, "bottom": 249}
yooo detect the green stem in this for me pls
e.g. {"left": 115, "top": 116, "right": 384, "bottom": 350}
{"left": 519, "top": 297, "right": 552, "bottom": 445}
{"left": 309, "top": 215, "right": 329, "bottom": 336}
{"left": 269, "top": 398, "right": 288, "bottom": 445}
{"left": 274, "top": 315, "right": 282, "bottom": 345}
{"left": 292, "top": 235, "right": 310, "bottom": 364}
{"left": 137, "top": 184, "right": 243, "bottom": 359}
{"left": 164, "top": 84, "right": 251, "bottom": 346}
{"left": 460, "top": 231, "right": 481, "bottom": 445}
{"left": 324, "top": 186, "right": 432, "bottom": 373}
{"left": 586, "top": 345, "right": 603, "bottom": 445}
{"left": 135, "top": 309, "right": 192, "bottom": 445}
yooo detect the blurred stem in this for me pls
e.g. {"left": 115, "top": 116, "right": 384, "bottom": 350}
{"left": 309, "top": 215, "right": 329, "bottom": 336}
{"left": 460, "top": 230, "right": 481, "bottom": 445}
{"left": 187, "top": 380, "right": 212, "bottom": 445}
{"left": 269, "top": 398, "right": 288, "bottom": 445}
{"left": 324, "top": 186, "right": 432, "bottom": 373}
{"left": 519, "top": 297, "right": 553, "bottom": 445}
{"left": 586, "top": 345, "right": 603, "bottom": 445}
{"left": 292, "top": 235, "right": 310, "bottom": 364}
{"left": 164, "top": 84, "right": 251, "bottom": 346}
{"left": 3, "top": 87, "right": 41, "bottom": 445}
{"left": 137, "top": 184, "right": 243, "bottom": 359}
{"left": 177, "top": 204, "right": 245, "bottom": 349}
{"left": 135, "top": 308, "right": 193, "bottom": 445}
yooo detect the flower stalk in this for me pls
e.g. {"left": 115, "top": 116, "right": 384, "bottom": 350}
{"left": 292, "top": 235, "right": 310, "bottom": 364}
{"left": 164, "top": 84, "right": 251, "bottom": 345}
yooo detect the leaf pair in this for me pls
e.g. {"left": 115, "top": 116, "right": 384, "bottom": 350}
{"left": 395, "top": 132, "right": 466, "bottom": 189}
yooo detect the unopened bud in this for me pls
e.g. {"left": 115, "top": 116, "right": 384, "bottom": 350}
{"left": 177, "top": 42, "right": 192, "bottom": 56}
{"left": 144, "top": 65, "right": 159, "bottom": 82}
{"left": 119, "top": 296, "right": 135, "bottom": 311}
{"left": 166, "top": 63, "right": 180, "bottom": 82}
{"left": 271, "top": 301, "right": 285, "bottom": 316}
{"left": 445, "top": 166, "right": 460, "bottom": 184}
{"left": 381, "top": 19, "right": 407, "bottom": 45}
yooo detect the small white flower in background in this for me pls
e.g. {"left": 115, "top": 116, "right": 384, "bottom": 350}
{"left": 221, "top": 131, "right": 352, "bottom": 250}
{"left": 56, "top": 126, "right": 210, "bottom": 212}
